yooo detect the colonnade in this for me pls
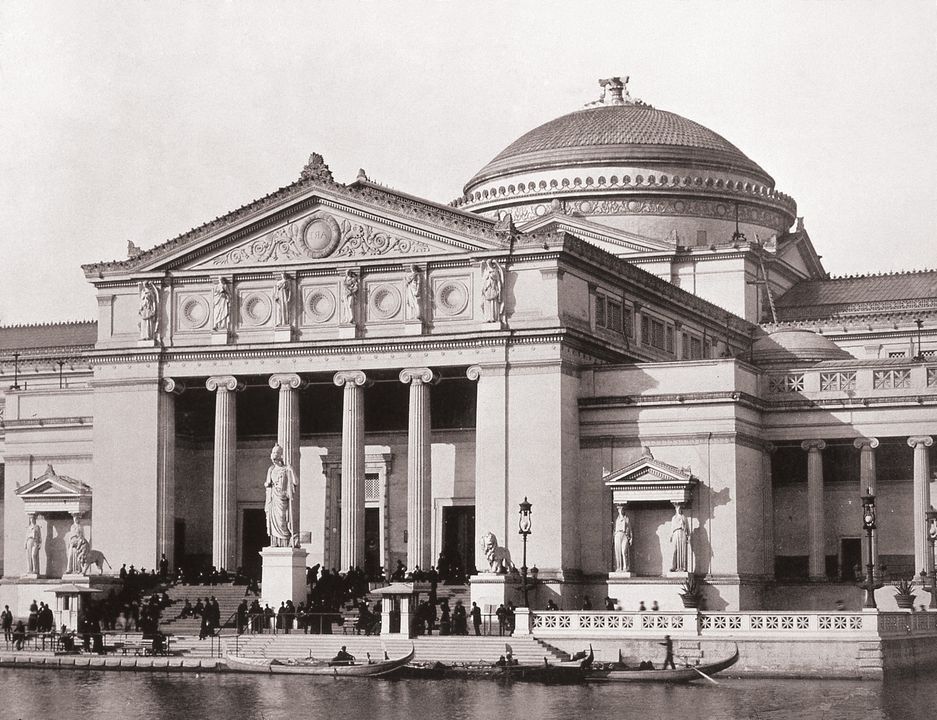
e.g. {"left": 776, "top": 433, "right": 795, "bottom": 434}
{"left": 161, "top": 368, "right": 447, "bottom": 573}
{"left": 787, "top": 436, "right": 934, "bottom": 579}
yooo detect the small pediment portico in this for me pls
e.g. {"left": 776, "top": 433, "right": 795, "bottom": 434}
{"left": 16, "top": 464, "right": 92, "bottom": 516}
{"left": 603, "top": 451, "right": 697, "bottom": 505}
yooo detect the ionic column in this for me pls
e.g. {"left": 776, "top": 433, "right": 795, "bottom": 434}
{"left": 158, "top": 378, "right": 185, "bottom": 570}
{"left": 801, "top": 439, "right": 827, "bottom": 579}
{"left": 467, "top": 364, "right": 508, "bottom": 548}
{"left": 853, "top": 438, "right": 880, "bottom": 572}
{"left": 334, "top": 371, "right": 368, "bottom": 569}
{"left": 206, "top": 375, "right": 244, "bottom": 570}
{"left": 269, "top": 374, "right": 306, "bottom": 545}
{"left": 908, "top": 436, "right": 934, "bottom": 575}
{"left": 400, "top": 367, "right": 439, "bottom": 571}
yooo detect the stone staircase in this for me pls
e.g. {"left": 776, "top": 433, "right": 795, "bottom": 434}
{"left": 222, "top": 634, "right": 568, "bottom": 665}
{"left": 159, "top": 583, "right": 256, "bottom": 637}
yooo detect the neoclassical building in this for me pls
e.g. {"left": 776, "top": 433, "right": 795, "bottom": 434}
{"left": 1, "top": 77, "right": 934, "bottom": 616}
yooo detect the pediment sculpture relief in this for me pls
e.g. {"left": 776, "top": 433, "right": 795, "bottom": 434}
{"left": 211, "top": 214, "right": 342, "bottom": 266}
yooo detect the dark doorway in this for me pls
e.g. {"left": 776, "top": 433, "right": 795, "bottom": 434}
{"left": 442, "top": 505, "right": 475, "bottom": 580}
{"left": 241, "top": 508, "right": 267, "bottom": 579}
{"left": 365, "top": 508, "right": 381, "bottom": 579}
{"left": 841, "top": 537, "right": 862, "bottom": 581}
{"left": 173, "top": 519, "right": 186, "bottom": 574}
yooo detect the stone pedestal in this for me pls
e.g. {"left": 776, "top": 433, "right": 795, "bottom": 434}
{"left": 666, "top": 570, "right": 689, "bottom": 579}
{"left": 403, "top": 322, "right": 423, "bottom": 336}
{"left": 261, "top": 547, "right": 308, "bottom": 609}
{"left": 210, "top": 331, "right": 231, "bottom": 345}
{"left": 470, "top": 573, "right": 518, "bottom": 612}
{"left": 273, "top": 327, "right": 294, "bottom": 343}
{"left": 338, "top": 325, "right": 357, "bottom": 339}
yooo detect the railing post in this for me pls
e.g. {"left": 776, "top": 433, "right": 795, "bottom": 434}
{"left": 513, "top": 607, "right": 533, "bottom": 636}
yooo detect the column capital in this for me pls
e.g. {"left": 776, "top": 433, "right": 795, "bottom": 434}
{"left": 908, "top": 436, "right": 934, "bottom": 449}
{"left": 205, "top": 375, "right": 245, "bottom": 393}
{"left": 853, "top": 437, "right": 880, "bottom": 450}
{"left": 399, "top": 367, "right": 439, "bottom": 386}
{"left": 268, "top": 373, "right": 306, "bottom": 391}
{"left": 801, "top": 439, "right": 827, "bottom": 452}
{"left": 333, "top": 370, "right": 369, "bottom": 388}
{"left": 162, "top": 377, "right": 186, "bottom": 394}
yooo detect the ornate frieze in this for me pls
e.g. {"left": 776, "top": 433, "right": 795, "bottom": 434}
{"left": 211, "top": 214, "right": 342, "bottom": 266}
{"left": 335, "top": 219, "right": 431, "bottom": 258}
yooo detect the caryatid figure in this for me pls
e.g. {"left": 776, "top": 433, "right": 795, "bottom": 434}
{"left": 25, "top": 514, "right": 41, "bottom": 574}
{"left": 264, "top": 444, "right": 298, "bottom": 547}
{"left": 670, "top": 503, "right": 690, "bottom": 573}
{"left": 613, "top": 504, "right": 633, "bottom": 572}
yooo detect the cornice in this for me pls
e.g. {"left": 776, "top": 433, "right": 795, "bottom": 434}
{"left": 580, "top": 390, "right": 763, "bottom": 412}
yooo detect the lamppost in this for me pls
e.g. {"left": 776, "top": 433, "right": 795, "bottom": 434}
{"left": 913, "top": 318, "right": 925, "bottom": 362}
{"left": 923, "top": 509, "right": 937, "bottom": 610}
{"left": 518, "top": 497, "right": 532, "bottom": 607}
{"left": 859, "top": 491, "right": 883, "bottom": 609}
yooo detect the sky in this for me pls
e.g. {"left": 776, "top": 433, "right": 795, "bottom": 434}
{"left": 0, "top": 0, "right": 935, "bottom": 325}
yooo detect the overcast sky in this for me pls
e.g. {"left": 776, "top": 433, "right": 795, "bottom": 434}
{"left": 1, "top": 1, "right": 935, "bottom": 325}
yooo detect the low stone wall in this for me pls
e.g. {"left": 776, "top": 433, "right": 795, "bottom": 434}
{"left": 0, "top": 654, "right": 223, "bottom": 671}
{"left": 523, "top": 608, "right": 937, "bottom": 678}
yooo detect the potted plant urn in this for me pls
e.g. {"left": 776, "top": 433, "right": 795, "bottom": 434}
{"left": 893, "top": 577, "right": 916, "bottom": 609}
{"left": 679, "top": 575, "right": 704, "bottom": 609}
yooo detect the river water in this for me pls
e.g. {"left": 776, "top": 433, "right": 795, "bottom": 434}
{"left": 3, "top": 668, "right": 935, "bottom": 720}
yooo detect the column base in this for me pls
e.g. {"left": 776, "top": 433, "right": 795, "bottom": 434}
{"left": 261, "top": 546, "right": 308, "bottom": 608}
{"left": 666, "top": 570, "right": 689, "bottom": 579}
{"left": 470, "top": 572, "right": 519, "bottom": 611}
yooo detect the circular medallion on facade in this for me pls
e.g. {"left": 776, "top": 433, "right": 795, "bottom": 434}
{"left": 535, "top": 204, "right": 546, "bottom": 216}
{"left": 715, "top": 204, "right": 727, "bottom": 217}
{"left": 674, "top": 200, "right": 686, "bottom": 212}
{"left": 240, "top": 292, "right": 272, "bottom": 326}
{"left": 298, "top": 214, "right": 341, "bottom": 258}
{"left": 434, "top": 280, "right": 469, "bottom": 317}
{"left": 369, "top": 283, "right": 402, "bottom": 320}
{"left": 578, "top": 200, "right": 593, "bottom": 213}
{"left": 627, "top": 200, "right": 641, "bottom": 212}
{"left": 305, "top": 287, "right": 336, "bottom": 324}
{"left": 180, "top": 295, "right": 210, "bottom": 330}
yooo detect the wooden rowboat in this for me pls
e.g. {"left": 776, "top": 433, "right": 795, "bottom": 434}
{"left": 224, "top": 645, "right": 415, "bottom": 677}
{"left": 585, "top": 645, "right": 739, "bottom": 683}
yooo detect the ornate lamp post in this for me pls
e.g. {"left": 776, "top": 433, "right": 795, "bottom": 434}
{"left": 859, "top": 491, "right": 882, "bottom": 609}
{"left": 518, "top": 497, "right": 532, "bottom": 607}
{"left": 913, "top": 318, "right": 925, "bottom": 362}
{"left": 923, "top": 509, "right": 937, "bottom": 609}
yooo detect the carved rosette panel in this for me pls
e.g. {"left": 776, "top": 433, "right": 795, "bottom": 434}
{"left": 367, "top": 282, "right": 403, "bottom": 321}
{"left": 432, "top": 276, "right": 472, "bottom": 319}
{"left": 176, "top": 294, "right": 211, "bottom": 331}
{"left": 335, "top": 219, "right": 432, "bottom": 258}
{"left": 302, "top": 285, "right": 338, "bottom": 325}
{"left": 211, "top": 213, "right": 341, "bottom": 266}
{"left": 238, "top": 291, "right": 273, "bottom": 327}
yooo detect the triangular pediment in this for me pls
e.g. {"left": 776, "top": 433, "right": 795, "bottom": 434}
{"left": 519, "top": 213, "right": 672, "bottom": 255}
{"left": 16, "top": 464, "right": 91, "bottom": 498}
{"left": 604, "top": 452, "right": 697, "bottom": 505}
{"left": 85, "top": 176, "right": 510, "bottom": 279}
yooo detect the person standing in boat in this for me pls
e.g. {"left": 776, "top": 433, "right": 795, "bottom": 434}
{"left": 659, "top": 635, "right": 676, "bottom": 670}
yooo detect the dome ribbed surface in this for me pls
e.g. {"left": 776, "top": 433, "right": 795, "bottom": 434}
{"left": 750, "top": 329, "right": 852, "bottom": 367}
{"left": 465, "top": 105, "right": 771, "bottom": 193}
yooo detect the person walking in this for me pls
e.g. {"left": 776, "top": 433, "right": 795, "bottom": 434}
{"left": 471, "top": 602, "right": 482, "bottom": 636}
{"left": 1, "top": 605, "right": 12, "bottom": 643}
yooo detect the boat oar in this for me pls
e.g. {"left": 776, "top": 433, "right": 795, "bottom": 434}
{"left": 692, "top": 666, "right": 719, "bottom": 685}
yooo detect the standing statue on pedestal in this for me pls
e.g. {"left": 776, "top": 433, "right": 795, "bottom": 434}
{"left": 264, "top": 444, "right": 298, "bottom": 547}
{"left": 274, "top": 273, "right": 291, "bottom": 326}
{"left": 670, "top": 504, "right": 689, "bottom": 573}
{"left": 481, "top": 259, "right": 504, "bottom": 323}
{"left": 212, "top": 277, "right": 230, "bottom": 331}
{"left": 25, "top": 515, "right": 41, "bottom": 575}
{"left": 613, "top": 505, "right": 633, "bottom": 572}
{"left": 138, "top": 281, "right": 159, "bottom": 341}
{"left": 65, "top": 518, "right": 89, "bottom": 575}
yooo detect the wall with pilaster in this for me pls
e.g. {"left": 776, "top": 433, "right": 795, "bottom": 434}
{"left": 91, "top": 376, "right": 161, "bottom": 569}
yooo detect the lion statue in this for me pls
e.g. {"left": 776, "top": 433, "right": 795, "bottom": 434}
{"left": 480, "top": 531, "right": 514, "bottom": 574}
{"left": 82, "top": 549, "right": 112, "bottom": 575}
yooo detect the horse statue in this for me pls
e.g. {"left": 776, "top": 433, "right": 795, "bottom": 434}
{"left": 480, "top": 531, "right": 514, "bottom": 574}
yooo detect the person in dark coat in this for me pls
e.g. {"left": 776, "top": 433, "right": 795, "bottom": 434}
{"left": 660, "top": 634, "right": 675, "bottom": 669}
{"left": 471, "top": 602, "right": 482, "bottom": 636}
{"left": 452, "top": 600, "right": 468, "bottom": 635}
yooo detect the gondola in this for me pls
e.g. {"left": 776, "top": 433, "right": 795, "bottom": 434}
{"left": 223, "top": 644, "right": 415, "bottom": 677}
{"left": 585, "top": 645, "right": 739, "bottom": 683}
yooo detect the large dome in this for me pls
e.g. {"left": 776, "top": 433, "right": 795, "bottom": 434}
{"left": 453, "top": 77, "right": 796, "bottom": 239}
{"left": 464, "top": 104, "right": 772, "bottom": 194}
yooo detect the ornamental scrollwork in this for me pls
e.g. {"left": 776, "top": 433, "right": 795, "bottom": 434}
{"left": 335, "top": 219, "right": 431, "bottom": 258}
